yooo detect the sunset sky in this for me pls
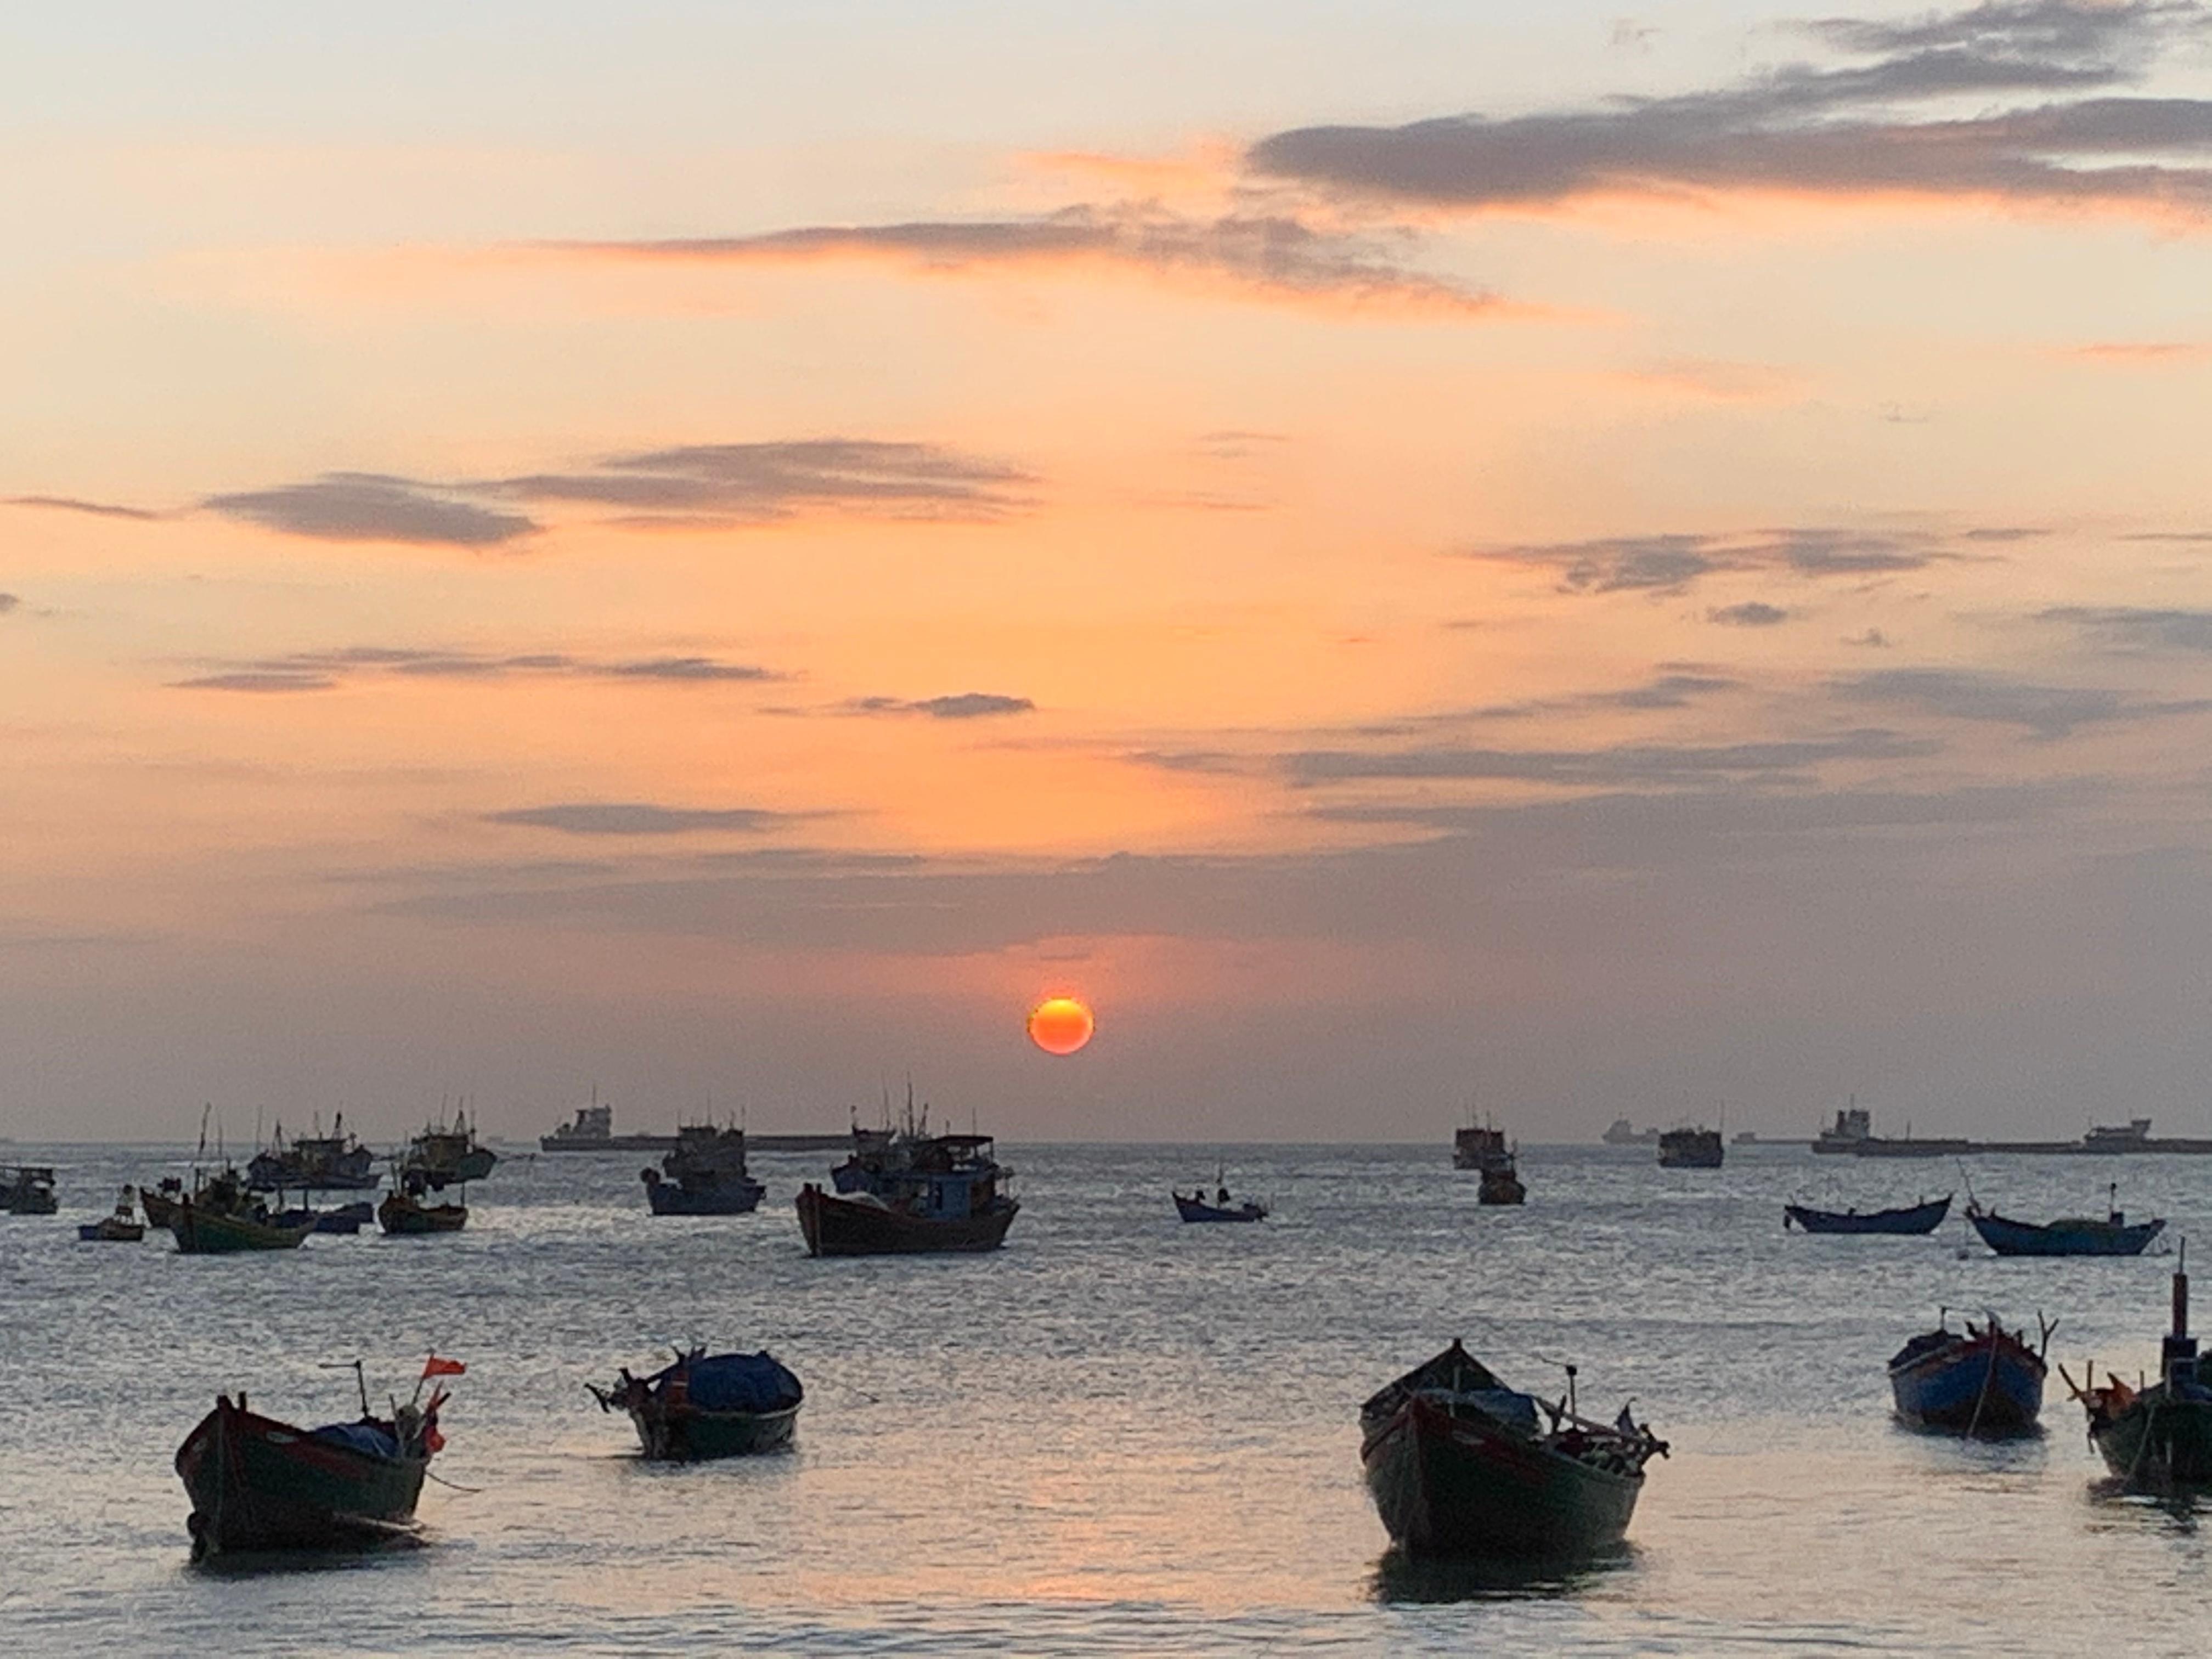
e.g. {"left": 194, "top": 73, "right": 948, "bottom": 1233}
{"left": 7, "top": 0, "right": 2212, "bottom": 1142}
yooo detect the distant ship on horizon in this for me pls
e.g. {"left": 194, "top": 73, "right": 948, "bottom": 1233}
{"left": 1602, "top": 1118, "right": 1660, "bottom": 1147}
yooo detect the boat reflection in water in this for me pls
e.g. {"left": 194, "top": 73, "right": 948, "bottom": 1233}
{"left": 1369, "top": 1543, "right": 1633, "bottom": 1604}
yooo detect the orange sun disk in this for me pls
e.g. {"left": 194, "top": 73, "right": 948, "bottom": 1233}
{"left": 1027, "top": 996, "right": 1095, "bottom": 1056}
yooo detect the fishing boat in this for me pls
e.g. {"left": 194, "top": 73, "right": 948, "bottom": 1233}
{"left": 246, "top": 1113, "right": 381, "bottom": 1192}
{"left": 2068, "top": 1248, "right": 2212, "bottom": 1487}
{"left": 378, "top": 1176, "right": 468, "bottom": 1234}
{"left": 1967, "top": 1184, "right": 2164, "bottom": 1256}
{"left": 589, "top": 1347, "right": 803, "bottom": 1460}
{"left": 641, "top": 1125, "right": 766, "bottom": 1215}
{"left": 3, "top": 1165, "right": 58, "bottom": 1215}
{"left": 1784, "top": 1193, "right": 1951, "bottom": 1234}
{"left": 168, "top": 1169, "right": 317, "bottom": 1253}
{"left": 173, "top": 1356, "right": 462, "bottom": 1559}
{"left": 1601, "top": 1119, "right": 1657, "bottom": 1146}
{"left": 78, "top": 1187, "right": 145, "bottom": 1242}
{"left": 1887, "top": 1311, "right": 2051, "bottom": 1433}
{"left": 140, "top": 1176, "right": 184, "bottom": 1228}
{"left": 1175, "top": 1184, "right": 1267, "bottom": 1222}
{"left": 1361, "top": 1340, "right": 1667, "bottom": 1558}
{"left": 797, "top": 1131, "right": 1018, "bottom": 1255}
{"left": 1657, "top": 1127, "right": 1723, "bottom": 1169}
{"left": 1455, "top": 1123, "right": 1527, "bottom": 1204}
{"left": 399, "top": 1109, "right": 496, "bottom": 1190}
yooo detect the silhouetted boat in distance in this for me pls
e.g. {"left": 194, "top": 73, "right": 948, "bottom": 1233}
{"left": 2069, "top": 1248, "right": 2212, "bottom": 1487}
{"left": 78, "top": 1187, "right": 144, "bottom": 1242}
{"left": 1176, "top": 1184, "right": 1266, "bottom": 1222}
{"left": 1888, "top": 1312, "right": 2050, "bottom": 1434}
{"left": 3, "top": 1165, "right": 58, "bottom": 1215}
{"left": 1785, "top": 1194, "right": 1950, "bottom": 1234}
{"left": 1361, "top": 1340, "right": 1667, "bottom": 1559}
{"left": 1657, "top": 1127, "right": 1723, "bottom": 1169}
{"left": 1601, "top": 1119, "right": 1658, "bottom": 1146}
{"left": 1455, "top": 1123, "right": 1526, "bottom": 1204}
{"left": 400, "top": 1110, "right": 496, "bottom": 1189}
{"left": 379, "top": 1175, "right": 469, "bottom": 1234}
{"left": 169, "top": 1168, "right": 316, "bottom": 1253}
{"left": 271, "top": 1199, "right": 375, "bottom": 1234}
{"left": 246, "top": 1113, "right": 380, "bottom": 1192}
{"left": 642, "top": 1126, "right": 766, "bottom": 1215}
{"left": 1967, "top": 1186, "right": 2164, "bottom": 1256}
{"left": 590, "top": 1348, "right": 803, "bottom": 1459}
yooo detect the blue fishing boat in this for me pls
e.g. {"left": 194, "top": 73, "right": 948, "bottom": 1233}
{"left": 1967, "top": 1186, "right": 2164, "bottom": 1256}
{"left": 1887, "top": 1311, "right": 2051, "bottom": 1433}
{"left": 1175, "top": 1189, "right": 1267, "bottom": 1223}
{"left": 1784, "top": 1193, "right": 1950, "bottom": 1235}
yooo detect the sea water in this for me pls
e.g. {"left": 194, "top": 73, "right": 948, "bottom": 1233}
{"left": 2, "top": 1142, "right": 2207, "bottom": 1655}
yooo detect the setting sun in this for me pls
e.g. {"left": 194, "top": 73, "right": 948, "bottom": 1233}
{"left": 1026, "top": 996, "right": 1095, "bottom": 1056}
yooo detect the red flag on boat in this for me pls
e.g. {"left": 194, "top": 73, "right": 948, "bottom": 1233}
{"left": 421, "top": 1355, "right": 466, "bottom": 1379}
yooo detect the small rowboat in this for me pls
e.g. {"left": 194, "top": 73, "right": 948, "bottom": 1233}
{"left": 80, "top": 1186, "right": 145, "bottom": 1242}
{"left": 379, "top": 1189, "right": 468, "bottom": 1234}
{"left": 1175, "top": 1191, "right": 1267, "bottom": 1223}
{"left": 1888, "top": 1312, "right": 2050, "bottom": 1433}
{"left": 1785, "top": 1194, "right": 1950, "bottom": 1235}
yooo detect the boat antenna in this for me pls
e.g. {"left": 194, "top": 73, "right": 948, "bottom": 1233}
{"left": 320, "top": 1358, "right": 371, "bottom": 1417}
{"left": 1565, "top": 1362, "right": 1578, "bottom": 1420}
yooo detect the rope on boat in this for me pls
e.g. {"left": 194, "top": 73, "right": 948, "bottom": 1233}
{"left": 1965, "top": 1342, "right": 1999, "bottom": 1438}
{"left": 425, "top": 1469, "right": 486, "bottom": 1494}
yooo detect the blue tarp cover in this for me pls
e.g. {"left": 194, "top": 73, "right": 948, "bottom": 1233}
{"left": 666, "top": 1351, "right": 803, "bottom": 1413}
{"left": 311, "top": 1421, "right": 401, "bottom": 1459}
{"left": 1466, "top": 1388, "right": 1541, "bottom": 1432}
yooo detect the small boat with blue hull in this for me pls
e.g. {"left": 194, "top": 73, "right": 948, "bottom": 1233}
{"left": 1785, "top": 1193, "right": 1950, "bottom": 1235}
{"left": 1888, "top": 1312, "right": 2051, "bottom": 1433}
{"left": 1968, "top": 1186, "right": 2164, "bottom": 1256}
{"left": 1361, "top": 1340, "right": 1668, "bottom": 1559}
{"left": 78, "top": 1187, "right": 145, "bottom": 1242}
{"left": 590, "top": 1347, "right": 803, "bottom": 1460}
{"left": 270, "top": 1200, "right": 375, "bottom": 1234}
{"left": 1176, "top": 1188, "right": 1266, "bottom": 1223}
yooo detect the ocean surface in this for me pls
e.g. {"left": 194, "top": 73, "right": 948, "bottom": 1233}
{"left": 3, "top": 1140, "right": 2209, "bottom": 1655}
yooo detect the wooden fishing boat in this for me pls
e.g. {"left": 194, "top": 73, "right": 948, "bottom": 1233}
{"left": 1455, "top": 1124, "right": 1526, "bottom": 1204}
{"left": 78, "top": 1186, "right": 145, "bottom": 1242}
{"left": 378, "top": 1187, "right": 468, "bottom": 1234}
{"left": 1785, "top": 1193, "right": 1950, "bottom": 1234}
{"left": 1887, "top": 1312, "right": 2050, "bottom": 1433}
{"left": 589, "top": 1347, "right": 803, "bottom": 1460}
{"left": 399, "top": 1110, "right": 496, "bottom": 1190}
{"left": 140, "top": 1176, "right": 184, "bottom": 1228}
{"left": 3, "top": 1165, "right": 58, "bottom": 1215}
{"left": 1175, "top": 1190, "right": 1267, "bottom": 1222}
{"left": 169, "top": 1170, "right": 316, "bottom": 1253}
{"left": 797, "top": 1128, "right": 1018, "bottom": 1256}
{"left": 2068, "top": 1249, "right": 2212, "bottom": 1487}
{"left": 1657, "top": 1127, "right": 1723, "bottom": 1169}
{"left": 641, "top": 1125, "right": 766, "bottom": 1215}
{"left": 173, "top": 1357, "right": 460, "bottom": 1559}
{"left": 1361, "top": 1340, "right": 1667, "bottom": 1558}
{"left": 1967, "top": 1186, "right": 2164, "bottom": 1256}
{"left": 246, "top": 1113, "right": 381, "bottom": 1192}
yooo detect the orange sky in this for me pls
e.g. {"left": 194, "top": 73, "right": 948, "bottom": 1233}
{"left": 7, "top": 1, "right": 2212, "bottom": 1141}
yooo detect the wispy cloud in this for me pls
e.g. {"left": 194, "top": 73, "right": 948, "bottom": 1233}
{"left": 1466, "top": 526, "right": 1973, "bottom": 594}
{"left": 5, "top": 494, "right": 163, "bottom": 521}
{"left": 484, "top": 803, "right": 789, "bottom": 836}
{"left": 1249, "top": 2, "right": 2212, "bottom": 222}
{"left": 553, "top": 205, "right": 1511, "bottom": 318}
{"left": 843, "top": 692, "right": 1037, "bottom": 720}
{"left": 0, "top": 593, "right": 18, "bottom": 616}
{"left": 171, "top": 646, "right": 781, "bottom": 693}
{"left": 200, "top": 441, "right": 1032, "bottom": 548}
{"left": 1711, "top": 601, "right": 1791, "bottom": 626}
{"left": 204, "top": 473, "right": 538, "bottom": 548}
{"left": 1267, "top": 727, "right": 1935, "bottom": 788}
{"left": 2040, "top": 604, "right": 2212, "bottom": 652}
{"left": 1831, "top": 664, "right": 2212, "bottom": 736}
